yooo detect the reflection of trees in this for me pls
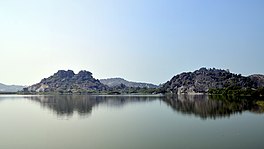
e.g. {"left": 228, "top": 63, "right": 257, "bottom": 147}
{"left": 162, "top": 95, "right": 263, "bottom": 119}
{"left": 26, "top": 95, "right": 156, "bottom": 117}
{"left": 26, "top": 95, "right": 264, "bottom": 119}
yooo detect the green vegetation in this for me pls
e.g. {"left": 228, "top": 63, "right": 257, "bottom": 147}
{"left": 0, "top": 92, "right": 17, "bottom": 94}
{"left": 106, "top": 84, "right": 157, "bottom": 95}
{"left": 256, "top": 101, "right": 264, "bottom": 113}
{"left": 208, "top": 87, "right": 264, "bottom": 96}
{"left": 256, "top": 101, "right": 264, "bottom": 107}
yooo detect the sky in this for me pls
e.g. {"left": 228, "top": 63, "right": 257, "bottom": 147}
{"left": 0, "top": 0, "right": 264, "bottom": 86}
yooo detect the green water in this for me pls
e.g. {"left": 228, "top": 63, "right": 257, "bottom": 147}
{"left": 0, "top": 95, "right": 263, "bottom": 149}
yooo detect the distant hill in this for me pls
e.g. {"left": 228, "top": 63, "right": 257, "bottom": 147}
{"left": 159, "top": 67, "right": 263, "bottom": 94}
{"left": 26, "top": 70, "right": 108, "bottom": 93}
{"left": 0, "top": 83, "right": 24, "bottom": 92}
{"left": 100, "top": 78, "right": 158, "bottom": 88}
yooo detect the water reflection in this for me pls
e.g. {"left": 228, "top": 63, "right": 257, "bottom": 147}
{"left": 26, "top": 95, "right": 156, "bottom": 117}
{"left": 25, "top": 95, "right": 264, "bottom": 119}
{"left": 162, "top": 95, "right": 264, "bottom": 119}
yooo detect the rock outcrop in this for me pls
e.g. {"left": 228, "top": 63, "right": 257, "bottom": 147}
{"left": 26, "top": 70, "right": 107, "bottom": 93}
{"left": 24, "top": 68, "right": 264, "bottom": 94}
{"left": 160, "top": 68, "right": 260, "bottom": 94}
{"left": 249, "top": 74, "right": 264, "bottom": 88}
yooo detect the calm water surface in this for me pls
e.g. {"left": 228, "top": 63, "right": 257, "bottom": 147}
{"left": 0, "top": 95, "right": 263, "bottom": 149}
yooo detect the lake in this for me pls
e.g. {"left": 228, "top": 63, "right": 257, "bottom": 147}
{"left": 0, "top": 95, "right": 263, "bottom": 149}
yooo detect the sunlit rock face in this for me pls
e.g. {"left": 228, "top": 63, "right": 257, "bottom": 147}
{"left": 249, "top": 74, "right": 264, "bottom": 87}
{"left": 26, "top": 70, "right": 108, "bottom": 93}
{"left": 161, "top": 67, "right": 259, "bottom": 94}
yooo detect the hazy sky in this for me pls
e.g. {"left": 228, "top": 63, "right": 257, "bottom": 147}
{"left": 0, "top": 0, "right": 264, "bottom": 85}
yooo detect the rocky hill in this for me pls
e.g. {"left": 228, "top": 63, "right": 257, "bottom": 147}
{"left": 23, "top": 68, "right": 264, "bottom": 95}
{"left": 249, "top": 74, "right": 264, "bottom": 87}
{"left": 0, "top": 83, "right": 24, "bottom": 92}
{"left": 100, "top": 78, "right": 158, "bottom": 88}
{"left": 26, "top": 70, "right": 107, "bottom": 93}
{"left": 160, "top": 68, "right": 262, "bottom": 94}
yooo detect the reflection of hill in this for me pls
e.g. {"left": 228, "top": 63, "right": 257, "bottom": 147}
{"left": 162, "top": 95, "right": 263, "bottom": 119}
{"left": 26, "top": 95, "right": 156, "bottom": 117}
{"left": 26, "top": 95, "right": 264, "bottom": 119}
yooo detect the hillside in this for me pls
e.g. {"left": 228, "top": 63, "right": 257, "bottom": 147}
{"left": 0, "top": 83, "right": 24, "bottom": 92}
{"left": 249, "top": 74, "right": 264, "bottom": 87}
{"left": 100, "top": 78, "right": 158, "bottom": 88}
{"left": 25, "top": 70, "right": 107, "bottom": 93}
{"left": 159, "top": 68, "right": 262, "bottom": 94}
{"left": 23, "top": 68, "right": 264, "bottom": 95}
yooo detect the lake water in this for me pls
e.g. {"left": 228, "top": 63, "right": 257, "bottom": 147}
{"left": 0, "top": 95, "right": 263, "bottom": 149}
